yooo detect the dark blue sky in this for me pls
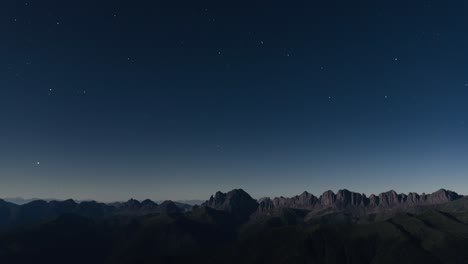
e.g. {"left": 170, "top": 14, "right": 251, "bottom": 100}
{"left": 2, "top": 0, "right": 468, "bottom": 201}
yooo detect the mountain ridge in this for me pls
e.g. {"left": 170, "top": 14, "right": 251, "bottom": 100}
{"left": 0, "top": 188, "right": 463, "bottom": 231}
{"left": 203, "top": 188, "right": 463, "bottom": 215}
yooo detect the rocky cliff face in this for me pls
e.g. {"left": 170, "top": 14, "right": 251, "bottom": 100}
{"left": 205, "top": 188, "right": 462, "bottom": 218}
{"left": 320, "top": 190, "right": 336, "bottom": 207}
{"left": 374, "top": 189, "right": 462, "bottom": 208}
{"left": 257, "top": 188, "right": 462, "bottom": 213}
{"left": 265, "top": 191, "right": 319, "bottom": 210}
{"left": 336, "top": 189, "right": 367, "bottom": 207}
{"left": 426, "top": 189, "right": 460, "bottom": 204}
{"left": 258, "top": 197, "right": 275, "bottom": 213}
{"left": 378, "top": 190, "right": 404, "bottom": 208}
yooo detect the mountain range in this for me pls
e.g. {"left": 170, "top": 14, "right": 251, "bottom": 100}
{"left": 2, "top": 197, "right": 205, "bottom": 206}
{"left": 0, "top": 188, "right": 463, "bottom": 230}
{"left": 1, "top": 188, "right": 468, "bottom": 264}
{"left": 256, "top": 188, "right": 461, "bottom": 212}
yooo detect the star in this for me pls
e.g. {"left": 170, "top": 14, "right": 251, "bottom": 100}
{"left": 394, "top": 57, "right": 398, "bottom": 61}
{"left": 36, "top": 161, "right": 40, "bottom": 165}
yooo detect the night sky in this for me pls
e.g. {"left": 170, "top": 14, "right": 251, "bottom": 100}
{"left": 2, "top": 0, "right": 468, "bottom": 201}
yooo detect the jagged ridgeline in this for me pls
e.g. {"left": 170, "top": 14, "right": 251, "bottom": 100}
{"left": 0, "top": 188, "right": 462, "bottom": 230}
{"left": 1, "top": 189, "right": 468, "bottom": 264}
{"left": 256, "top": 188, "right": 461, "bottom": 212}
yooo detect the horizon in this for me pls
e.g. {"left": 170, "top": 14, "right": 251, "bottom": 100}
{"left": 2, "top": 187, "right": 464, "bottom": 204}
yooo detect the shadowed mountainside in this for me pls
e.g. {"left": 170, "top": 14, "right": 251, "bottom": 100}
{"left": 0, "top": 198, "right": 189, "bottom": 230}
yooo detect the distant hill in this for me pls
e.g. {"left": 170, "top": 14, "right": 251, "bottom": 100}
{"left": 2, "top": 197, "right": 59, "bottom": 205}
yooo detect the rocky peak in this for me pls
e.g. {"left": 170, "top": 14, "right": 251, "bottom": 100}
{"left": 427, "top": 189, "right": 461, "bottom": 204}
{"left": 378, "top": 190, "right": 403, "bottom": 208}
{"left": 320, "top": 190, "right": 336, "bottom": 207}
{"left": 407, "top": 192, "right": 420, "bottom": 203}
{"left": 297, "top": 191, "right": 318, "bottom": 204}
{"left": 204, "top": 189, "right": 258, "bottom": 218}
{"left": 209, "top": 191, "right": 228, "bottom": 207}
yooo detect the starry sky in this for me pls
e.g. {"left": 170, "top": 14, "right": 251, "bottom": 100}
{"left": 2, "top": 0, "right": 468, "bottom": 202}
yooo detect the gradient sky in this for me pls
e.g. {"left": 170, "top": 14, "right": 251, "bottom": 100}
{"left": 2, "top": 0, "right": 468, "bottom": 202}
